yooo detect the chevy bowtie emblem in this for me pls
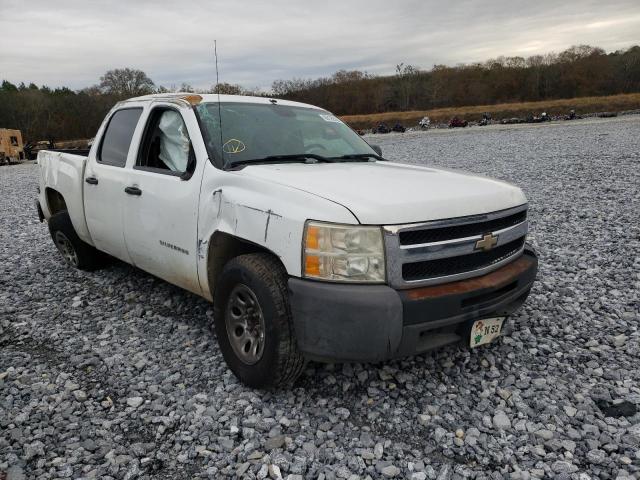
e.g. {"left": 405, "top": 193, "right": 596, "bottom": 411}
{"left": 475, "top": 233, "right": 498, "bottom": 251}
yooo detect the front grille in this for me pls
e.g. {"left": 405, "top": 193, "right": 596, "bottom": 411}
{"left": 399, "top": 209, "right": 526, "bottom": 245}
{"left": 402, "top": 236, "right": 526, "bottom": 281}
{"left": 384, "top": 205, "right": 529, "bottom": 287}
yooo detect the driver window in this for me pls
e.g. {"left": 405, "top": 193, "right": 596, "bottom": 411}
{"left": 138, "top": 108, "right": 192, "bottom": 173}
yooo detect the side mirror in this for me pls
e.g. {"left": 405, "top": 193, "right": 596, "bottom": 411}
{"left": 180, "top": 148, "right": 197, "bottom": 180}
{"left": 371, "top": 145, "right": 382, "bottom": 157}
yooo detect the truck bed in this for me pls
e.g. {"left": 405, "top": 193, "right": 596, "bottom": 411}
{"left": 37, "top": 150, "right": 92, "bottom": 244}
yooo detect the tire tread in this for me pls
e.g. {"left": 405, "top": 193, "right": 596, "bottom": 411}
{"left": 215, "top": 253, "right": 306, "bottom": 388}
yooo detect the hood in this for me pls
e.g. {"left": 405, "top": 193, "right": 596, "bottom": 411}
{"left": 238, "top": 161, "right": 527, "bottom": 224}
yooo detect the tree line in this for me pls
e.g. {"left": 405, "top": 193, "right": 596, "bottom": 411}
{"left": 0, "top": 69, "right": 256, "bottom": 143}
{"left": 1, "top": 45, "right": 639, "bottom": 142}
{"left": 273, "top": 45, "right": 640, "bottom": 115}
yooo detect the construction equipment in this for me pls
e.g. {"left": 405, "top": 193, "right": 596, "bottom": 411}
{"left": 0, "top": 129, "right": 25, "bottom": 165}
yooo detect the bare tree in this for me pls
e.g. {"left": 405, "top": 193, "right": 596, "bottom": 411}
{"left": 395, "top": 63, "right": 420, "bottom": 110}
{"left": 211, "top": 82, "right": 243, "bottom": 95}
{"left": 99, "top": 68, "right": 155, "bottom": 97}
{"left": 179, "top": 83, "right": 194, "bottom": 93}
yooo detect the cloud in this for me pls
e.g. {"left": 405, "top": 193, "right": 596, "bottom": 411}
{"left": 0, "top": 0, "right": 638, "bottom": 91}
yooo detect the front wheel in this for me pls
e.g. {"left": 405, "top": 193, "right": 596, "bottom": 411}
{"left": 213, "top": 253, "right": 306, "bottom": 388}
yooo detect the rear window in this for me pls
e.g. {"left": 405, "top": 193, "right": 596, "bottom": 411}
{"left": 98, "top": 108, "right": 142, "bottom": 167}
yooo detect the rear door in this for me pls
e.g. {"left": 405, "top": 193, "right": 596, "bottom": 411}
{"left": 84, "top": 107, "right": 143, "bottom": 263}
{"left": 122, "top": 104, "right": 204, "bottom": 295}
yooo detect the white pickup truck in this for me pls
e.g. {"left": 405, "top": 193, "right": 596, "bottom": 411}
{"left": 36, "top": 93, "right": 537, "bottom": 388}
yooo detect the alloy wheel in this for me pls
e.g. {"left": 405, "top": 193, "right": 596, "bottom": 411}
{"left": 224, "top": 283, "right": 266, "bottom": 365}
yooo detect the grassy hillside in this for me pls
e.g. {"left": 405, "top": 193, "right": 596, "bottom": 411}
{"left": 340, "top": 93, "right": 640, "bottom": 129}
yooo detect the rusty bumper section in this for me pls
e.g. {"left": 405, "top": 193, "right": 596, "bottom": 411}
{"left": 404, "top": 253, "right": 535, "bottom": 301}
{"left": 288, "top": 245, "right": 538, "bottom": 362}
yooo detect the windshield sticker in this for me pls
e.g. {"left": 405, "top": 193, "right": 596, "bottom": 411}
{"left": 223, "top": 138, "right": 246, "bottom": 154}
{"left": 319, "top": 114, "right": 341, "bottom": 123}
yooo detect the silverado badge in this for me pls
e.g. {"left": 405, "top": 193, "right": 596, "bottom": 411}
{"left": 475, "top": 233, "right": 498, "bottom": 252}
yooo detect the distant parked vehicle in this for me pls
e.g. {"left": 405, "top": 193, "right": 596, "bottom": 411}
{"left": 478, "top": 112, "right": 492, "bottom": 126}
{"left": 0, "top": 128, "right": 25, "bottom": 164}
{"left": 392, "top": 122, "right": 406, "bottom": 133}
{"left": 527, "top": 112, "right": 551, "bottom": 123}
{"left": 598, "top": 112, "right": 618, "bottom": 118}
{"left": 418, "top": 116, "right": 431, "bottom": 129}
{"left": 449, "top": 117, "right": 468, "bottom": 128}
{"left": 372, "top": 122, "right": 391, "bottom": 134}
{"left": 500, "top": 117, "right": 522, "bottom": 125}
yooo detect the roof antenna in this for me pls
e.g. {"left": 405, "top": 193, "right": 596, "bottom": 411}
{"left": 214, "top": 40, "right": 225, "bottom": 167}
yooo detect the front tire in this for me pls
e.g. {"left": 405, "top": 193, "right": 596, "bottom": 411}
{"left": 213, "top": 253, "right": 306, "bottom": 388}
{"left": 48, "top": 211, "right": 104, "bottom": 271}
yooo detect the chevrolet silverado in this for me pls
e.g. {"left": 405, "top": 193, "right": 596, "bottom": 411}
{"left": 36, "top": 93, "right": 538, "bottom": 387}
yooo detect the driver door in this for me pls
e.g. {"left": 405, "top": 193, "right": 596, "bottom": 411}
{"left": 122, "top": 104, "right": 204, "bottom": 295}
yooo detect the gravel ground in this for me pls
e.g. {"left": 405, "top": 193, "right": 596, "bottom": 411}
{"left": 1, "top": 115, "right": 639, "bottom": 480}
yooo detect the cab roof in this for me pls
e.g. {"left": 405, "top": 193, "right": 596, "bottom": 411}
{"left": 122, "top": 93, "right": 323, "bottom": 110}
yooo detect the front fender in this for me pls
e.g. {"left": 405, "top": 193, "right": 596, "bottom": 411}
{"left": 196, "top": 165, "right": 358, "bottom": 300}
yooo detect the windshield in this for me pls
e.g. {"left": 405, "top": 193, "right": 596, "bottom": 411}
{"left": 195, "top": 102, "right": 377, "bottom": 168}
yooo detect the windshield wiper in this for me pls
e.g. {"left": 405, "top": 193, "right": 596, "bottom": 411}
{"left": 226, "top": 152, "right": 385, "bottom": 169}
{"left": 226, "top": 154, "right": 331, "bottom": 169}
{"left": 330, "top": 153, "right": 385, "bottom": 162}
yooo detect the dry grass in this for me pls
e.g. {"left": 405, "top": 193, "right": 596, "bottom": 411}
{"left": 340, "top": 93, "right": 640, "bottom": 129}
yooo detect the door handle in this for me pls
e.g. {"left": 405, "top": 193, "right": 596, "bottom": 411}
{"left": 124, "top": 186, "right": 142, "bottom": 196}
{"left": 85, "top": 176, "right": 98, "bottom": 185}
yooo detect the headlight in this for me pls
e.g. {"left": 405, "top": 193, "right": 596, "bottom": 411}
{"left": 302, "top": 221, "right": 385, "bottom": 283}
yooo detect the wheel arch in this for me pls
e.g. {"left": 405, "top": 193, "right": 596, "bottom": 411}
{"left": 206, "top": 230, "right": 286, "bottom": 301}
{"left": 45, "top": 187, "right": 68, "bottom": 215}
{"left": 42, "top": 185, "right": 93, "bottom": 246}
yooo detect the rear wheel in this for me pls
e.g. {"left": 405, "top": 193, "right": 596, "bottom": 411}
{"left": 213, "top": 253, "right": 306, "bottom": 388}
{"left": 48, "top": 211, "right": 104, "bottom": 271}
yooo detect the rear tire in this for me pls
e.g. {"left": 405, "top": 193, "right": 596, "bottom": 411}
{"left": 213, "top": 253, "right": 306, "bottom": 388}
{"left": 48, "top": 211, "right": 104, "bottom": 271}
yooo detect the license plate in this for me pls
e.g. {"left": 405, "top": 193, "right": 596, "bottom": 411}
{"left": 470, "top": 317, "right": 505, "bottom": 348}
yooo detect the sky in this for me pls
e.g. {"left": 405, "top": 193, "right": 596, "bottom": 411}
{"left": 1, "top": 0, "right": 639, "bottom": 92}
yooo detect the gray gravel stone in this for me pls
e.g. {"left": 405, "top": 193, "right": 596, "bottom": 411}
{"left": 586, "top": 449, "right": 607, "bottom": 464}
{"left": 534, "top": 429, "right": 554, "bottom": 441}
{"left": 265, "top": 435, "right": 286, "bottom": 451}
{"left": 126, "top": 396, "right": 144, "bottom": 408}
{"left": 417, "top": 414, "right": 430, "bottom": 426}
{"left": 23, "top": 440, "right": 45, "bottom": 460}
{"left": 73, "top": 389, "right": 87, "bottom": 402}
{"left": 381, "top": 465, "right": 400, "bottom": 477}
{"left": 493, "top": 411, "right": 511, "bottom": 429}
{"left": 6, "top": 465, "right": 26, "bottom": 480}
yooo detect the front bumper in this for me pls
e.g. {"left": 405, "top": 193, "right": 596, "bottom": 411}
{"left": 288, "top": 245, "right": 538, "bottom": 362}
